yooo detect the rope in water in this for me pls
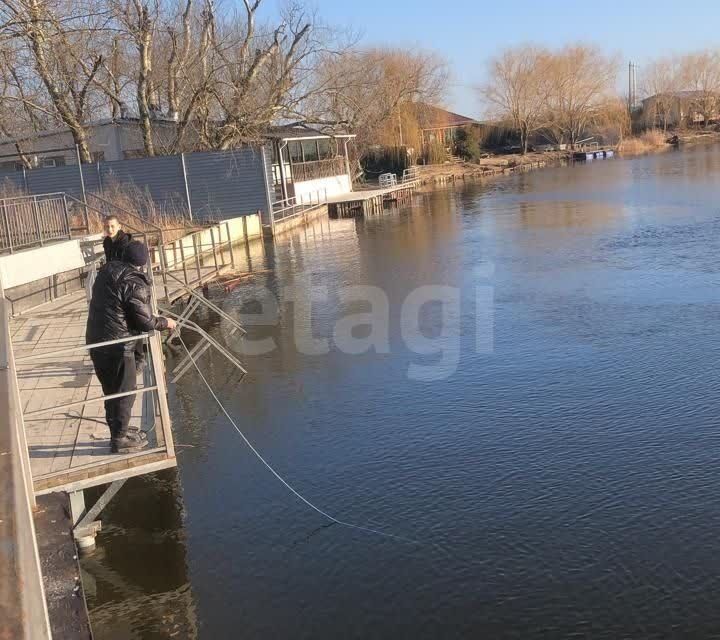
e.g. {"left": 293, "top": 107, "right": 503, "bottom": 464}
{"left": 175, "top": 334, "right": 421, "bottom": 546}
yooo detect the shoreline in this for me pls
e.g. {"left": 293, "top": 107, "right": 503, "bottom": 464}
{"left": 414, "top": 131, "right": 720, "bottom": 188}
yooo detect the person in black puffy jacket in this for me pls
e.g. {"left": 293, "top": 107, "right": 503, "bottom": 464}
{"left": 86, "top": 241, "right": 176, "bottom": 453}
{"left": 102, "top": 215, "right": 132, "bottom": 262}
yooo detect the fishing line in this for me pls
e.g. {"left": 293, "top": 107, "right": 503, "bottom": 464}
{"left": 174, "top": 334, "right": 422, "bottom": 546}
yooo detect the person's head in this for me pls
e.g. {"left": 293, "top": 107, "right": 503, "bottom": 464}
{"left": 103, "top": 215, "right": 121, "bottom": 239}
{"left": 122, "top": 241, "right": 148, "bottom": 270}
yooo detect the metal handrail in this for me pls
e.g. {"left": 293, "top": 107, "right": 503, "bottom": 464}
{"left": 13, "top": 321, "right": 174, "bottom": 455}
{"left": 24, "top": 385, "right": 159, "bottom": 419}
{"left": 161, "top": 308, "right": 247, "bottom": 375}
{"left": 0, "top": 193, "right": 72, "bottom": 254}
{"left": 0, "top": 191, "right": 65, "bottom": 203}
{"left": 15, "top": 332, "right": 152, "bottom": 363}
{"left": 402, "top": 166, "right": 420, "bottom": 183}
{"left": 0, "top": 293, "right": 52, "bottom": 634}
{"left": 162, "top": 270, "right": 247, "bottom": 336}
{"left": 273, "top": 188, "right": 328, "bottom": 223}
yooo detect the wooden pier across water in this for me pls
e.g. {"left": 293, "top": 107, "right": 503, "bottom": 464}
{"left": 327, "top": 181, "right": 420, "bottom": 218}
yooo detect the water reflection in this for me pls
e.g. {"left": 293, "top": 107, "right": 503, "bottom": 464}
{"left": 83, "top": 471, "right": 197, "bottom": 640}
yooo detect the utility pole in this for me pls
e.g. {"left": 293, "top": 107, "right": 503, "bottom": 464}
{"left": 628, "top": 61, "right": 638, "bottom": 114}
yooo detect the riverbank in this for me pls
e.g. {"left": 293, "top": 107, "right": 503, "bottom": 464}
{"left": 619, "top": 129, "right": 720, "bottom": 156}
{"left": 416, "top": 130, "right": 720, "bottom": 185}
{"left": 417, "top": 151, "right": 567, "bottom": 186}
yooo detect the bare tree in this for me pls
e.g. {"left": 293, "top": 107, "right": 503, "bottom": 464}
{"left": 594, "top": 97, "right": 631, "bottom": 145}
{"left": 0, "top": 0, "right": 110, "bottom": 162}
{"left": 481, "top": 45, "right": 552, "bottom": 154}
{"left": 208, "top": 1, "right": 318, "bottom": 148}
{"left": 317, "top": 48, "right": 448, "bottom": 151}
{"left": 544, "top": 45, "right": 619, "bottom": 148}
{"left": 0, "top": 40, "right": 52, "bottom": 167}
{"left": 641, "top": 56, "right": 683, "bottom": 131}
{"left": 680, "top": 50, "right": 720, "bottom": 127}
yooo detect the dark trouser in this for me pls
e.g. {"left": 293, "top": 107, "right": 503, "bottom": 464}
{"left": 134, "top": 339, "right": 146, "bottom": 368}
{"left": 90, "top": 348, "right": 136, "bottom": 441}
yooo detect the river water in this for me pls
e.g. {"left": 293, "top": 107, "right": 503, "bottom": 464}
{"left": 85, "top": 144, "right": 720, "bottom": 639}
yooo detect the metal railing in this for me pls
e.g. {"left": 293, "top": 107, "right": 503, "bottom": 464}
{"left": 272, "top": 188, "right": 328, "bottom": 223}
{"left": 379, "top": 173, "right": 398, "bottom": 188}
{"left": 154, "top": 222, "right": 236, "bottom": 301}
{"left": 290, "top": 156, "right": 347, "bottom": 182}
{"left": 402, "top": 166, "right": 420, "bottom": 183}
{"left": 0, "top": 193, "right": 74, "bottom": 254}
{"left": 13, "top": 329, "right": 175, "bottom": 463}
{"left": 0, "top": 293, "right": 53, "bottom": 637}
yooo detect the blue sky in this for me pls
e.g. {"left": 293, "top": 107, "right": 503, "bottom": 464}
{"left": 290, "top": 0, "right": 720, "bottom": 118}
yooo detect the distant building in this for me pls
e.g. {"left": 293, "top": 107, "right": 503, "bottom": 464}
{"left": 640, "top": 91, "right": 720, "bottom": 129}
{"left": 264, "top": 125, "right": 355, "bottom": 204}
{"left": 0, "top": 118, "right": 179, "bottom": 169}
{"left": 412, "top": 104, "right": 481, "bottom": 147}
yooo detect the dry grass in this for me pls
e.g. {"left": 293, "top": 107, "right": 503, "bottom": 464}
{"left": 83, "top": 181, "right": 198, "bottom": 242}
{"left": 0, "top": 178, "right": 26, "bottom": 200}
{"left": 618, "top": 129, "right": 669, "bottom": 155}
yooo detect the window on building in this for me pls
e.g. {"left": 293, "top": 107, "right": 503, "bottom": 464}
{"left": 301, "top": 139, "right": 319, "bottom": 162}
{"left": 317, "top": 139, "right": 333, "bottom": 160}
{"left": 288, "top": 141, "right": 303, "bottom": 163}
{"left": 0, "top": 160, "right": 22, "bottom": 172}
{"left": 40, "top": 156, "right": 66, "bottom": 168}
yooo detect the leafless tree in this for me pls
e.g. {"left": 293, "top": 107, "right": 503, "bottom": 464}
{"left": 317, "top": 48, "right": 448, "bottom": 151}
{"left": 544, "top": 45, "right": 619, "bottom": 148}
{"left": 641, "top": 56, "right": 683, "bottom": 131}
{"left": 481, "top": 45, "right": 552, "bottom": 154}
{"left": 0, "top": 0, "right": 111, "bottom": 162}
{"left": 679, "top": 50, "right": 720, "bottom": 126}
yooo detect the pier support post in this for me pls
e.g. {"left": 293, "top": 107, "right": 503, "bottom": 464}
{"left": 69, "top": 479, "right": 127, "bottom": 552}
{"left": 69, "top": 491, "right": 98, "bottom": 552}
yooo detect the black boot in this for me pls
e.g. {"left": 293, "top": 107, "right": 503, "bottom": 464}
{"left": 126, "top": 426, "right": 148, "bottom": 441}
{"left": 111, "top": 433, "right": 149, "bottom": 454}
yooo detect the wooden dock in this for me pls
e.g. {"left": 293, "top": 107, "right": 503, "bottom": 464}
{"left": 11, "top": 290, "right": 176, "bottom": 495}
{"left": 327, "top": 181, "right": 420, "bottom": 218}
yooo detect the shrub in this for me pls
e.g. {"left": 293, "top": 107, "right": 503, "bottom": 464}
{"left": 455, "top": 126, "right": 484, "bottom": 161}
{"left": 423, "top": 140, "right": 447, "bottom": 164}
{"left": 617, "top": 129, "right": 668, "bottom": 155}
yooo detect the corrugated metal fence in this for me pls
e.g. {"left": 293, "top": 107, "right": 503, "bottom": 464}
{"left": 0, "top": 146, "right": 273, "bottom": 224}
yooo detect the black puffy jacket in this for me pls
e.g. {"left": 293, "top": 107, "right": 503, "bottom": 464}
{"left": 86, "top": 261, "right": 168, "bottom": 352}
{"left": 103, "top": 230, "right": 132, "bottom": 263}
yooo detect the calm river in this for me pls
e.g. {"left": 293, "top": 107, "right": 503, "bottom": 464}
{"left": 85, "top": 144, "right": 720, "bottom": 639}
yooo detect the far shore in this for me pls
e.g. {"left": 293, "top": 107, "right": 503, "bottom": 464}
{"left": 414, "top": 130, "right": 720, "bottom": 187}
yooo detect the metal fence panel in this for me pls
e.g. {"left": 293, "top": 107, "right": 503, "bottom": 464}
{"left": 185, "top": 148, "right": 270, "bottom": 222}
{"left": 0, "top": 194, "right": 70, "bottom": 253}
{"left": 0, "top": 146, "right": 274, "bottom": 224}
{"left": 99, "top": 155, "right": 187, "bottom": 213}
{"left": 26, "top": 165, "right": 96, "bottom": 198}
